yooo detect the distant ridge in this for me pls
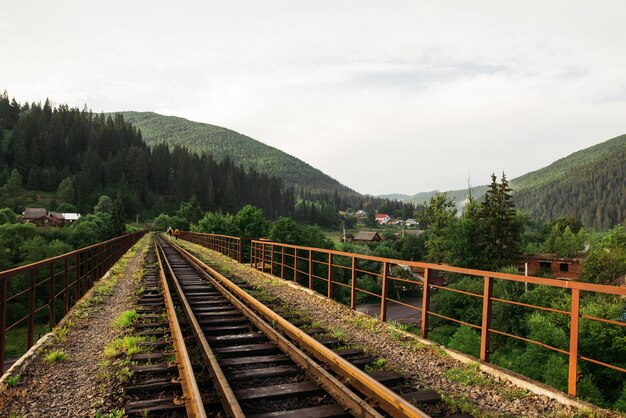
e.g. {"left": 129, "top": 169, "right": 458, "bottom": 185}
{"left": 117, "top": 111, "right": 358, "bottom": 196}
{"left": 380, "top": 134, "right": 626, "bottom": 228}
{"left": 512, "top": 134, "right": 625, "bottom": 228}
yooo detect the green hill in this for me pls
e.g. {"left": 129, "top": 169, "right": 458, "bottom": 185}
{"left": 117, "top": 111, "right": 356, "bottom": 195}
{"left": 510, "top": 134, "right": 626, "bottom": 190}
{"left": 385, "top": 134, "right": 625, "bottom": 228}
{"left": 511, "top": 134, "right": 625, "bottom": 228}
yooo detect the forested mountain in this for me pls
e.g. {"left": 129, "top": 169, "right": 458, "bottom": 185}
{"left": 512, "top": 134, "right": 625, "bottom": 228}
{"left": 0, "top": 95, "right": 293, "bottom": 218}
{"left": 383, "top": 134, "right": 626, "bottom": 229}
{"left": 117, "top": 111, "right": 357, "bottom": 196}
{"left": 0, "top": 94, "right": 414, "bottom": 227}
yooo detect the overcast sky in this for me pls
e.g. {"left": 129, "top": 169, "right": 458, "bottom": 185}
{"left": 1, "top": 1, "right": 625, "bottom": 195}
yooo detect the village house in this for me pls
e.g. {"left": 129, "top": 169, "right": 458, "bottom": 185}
{"left": 375, "top": 213, "right": 390, "bottom": 225}
{"left": 340, "top": 233, "right": 354, "bottom": 242}
{"left": 353, "top": 231, "right": 383, "bottom": 243}
{"left": 50, "top": 212, "right": 82, "bottom": 225}
{"left": 355, "top": 210, "right": 367, "bottom": 220}
{"left": 20, "top": 208, "right": 81, "bottom": 227}
{"left": 21, "top": 208, "right": 63, "bottom": 227}
{"left": 523, "top": 254, "right": 584, "bottom": 280}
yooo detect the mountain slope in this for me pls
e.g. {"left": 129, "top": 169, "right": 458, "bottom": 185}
{"left": 382, "top": 134, "right": 625, "bottom": 228}
{"left": 512, "top": 134, "right": 625, "bottom": 228}
{"left": 117, "top": 111, "right": 356, "bottom": 195}
{"left": 510, "top": 133, "right": 626, "bottom": 190}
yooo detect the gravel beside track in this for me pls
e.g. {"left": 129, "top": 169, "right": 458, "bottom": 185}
{"left": 0, "top": 235, "right": 150, "bottom": 417}
{"left": 180, "top": 241, "right": 620, "bottom": 418}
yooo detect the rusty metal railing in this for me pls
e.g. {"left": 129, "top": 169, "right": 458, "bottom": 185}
{"left": 0, "top": 231, "right": 145, "bottom": 371}
{"left": 249, "top": 239, "right": 626, "bottom": 398}
{"left": 179, "top": 232, "right": 256, "bottom": 263}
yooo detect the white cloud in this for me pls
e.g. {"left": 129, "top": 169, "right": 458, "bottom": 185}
{"left": 1, "top": 1, "right": 625, "bottom": 195}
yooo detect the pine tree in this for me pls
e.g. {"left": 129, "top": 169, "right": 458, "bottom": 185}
{"left": 480, "top": 173, "right": 522, "bottom": 269}
{"left": 57, "top": 177, "right": 75, "bottom": 204}
{"left": 110, "top": 197, "right": 126, "bottom": 236}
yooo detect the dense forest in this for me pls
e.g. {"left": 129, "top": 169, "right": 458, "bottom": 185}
{"left": 0, "top": 94, "right": 294, "bottom": 218}
{"left": 118, "top": 111, "right": 358, "bottom": 195}
{"left": 513, "top": 137, "right": 626, "bottom": 228}
{"left": 0, "top": 93, "right": 415, "bottom": 229}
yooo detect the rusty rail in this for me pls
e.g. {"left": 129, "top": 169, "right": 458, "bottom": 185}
{"left": 248, "top": 239, "right": 626, "bottom": 398}
{"left": 0, "top": 231, "right": 145, "bottom": 372}
{"left": 169, "top": 238, "right": 423, "bottom": 418}
{"left": 154, "top": 240, "right": 208, "bottom": 418}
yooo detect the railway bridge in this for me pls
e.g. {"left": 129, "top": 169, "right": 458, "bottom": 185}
{"left": 0, "top": 232, "right": 624, "bottom": 417}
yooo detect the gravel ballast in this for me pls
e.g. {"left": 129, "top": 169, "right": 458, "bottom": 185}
{"left": 0, "top": 234, "right": 151, "bottom": 417}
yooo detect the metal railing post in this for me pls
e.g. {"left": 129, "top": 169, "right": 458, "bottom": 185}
{"left": 568, "top": 288, "right": 581, "bottom": 397}
{"left": 293, "top": 248, "right": 298, "bottom": 282}
{"left": 327, "top": 254, "right": 333, "bottom": 299}
{"left": 270, "top": 244, "right": 275, "bottom": 276}
{"left": 63, "top": 258, "right": 69, "bottom": 316}
{"left": 480, "top": 275, "right": 493, "bottom": 361}
{"left": 380, "top": 261, "right": 389, "bottom": 321}
{"left": 421, "top": 268, "right": 430, "bottom": 339}
{"left": 350, "top": 257, "right": 356, "bottom": 309}
{"left": 308, "top": 250, "right": 313, "bottom": 289}
{"left": 49, "top": 262, "right": 56, "bottom": 329}
{"left": 281, "top": 246, "right": 285, "bottom": 279}
{"left": 27, "top": 269, "right": 36, "bottom": 349}
{"left": 262, "top": 243, "right": 266, "bottom": 272}
{"left": 74, "top": 253, "right": 80, "bottom": 303}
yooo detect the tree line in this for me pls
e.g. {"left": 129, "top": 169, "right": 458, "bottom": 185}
{"left": 0, "top": 92, "right": 415, "bottom": 229}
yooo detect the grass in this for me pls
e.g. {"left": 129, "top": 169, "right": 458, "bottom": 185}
{"left": 94, "top": 409, "right": 126, "bottom": 418}
{"left": 364, "top": 357, "right": 386, "bottom": 373}
{"left": 44, "top": 350, "right": 68, "bottom": 363}
{"left": 442, "top": 394, "right": 483, "bottom": 417}
{"left": 111, "top": 310, "right": 138, "bottom": 329}
{"left": 5, "top": 374, "right": 20, "bottom": 387}
{"left": 331, "top": 327, "right": 348, "bottom": 340}
{"left": 349, "top": 315, "right": 382, "bottom": 333}
{"left": 500, "top": 386, "right": 529, "bottom": 400}
{"left": 104, "top": 335, "right": 145, "bottom": 358}
{"left": 549, "top": 408, "right": 607, "bottom": 418}
{"left": 53, "top": 323, "right": 71, "bottom": 343}
{"left": 444, "top": 362, "right": 494, "bottom": 387}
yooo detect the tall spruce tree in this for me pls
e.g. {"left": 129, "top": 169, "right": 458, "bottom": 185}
{"left": 424, "top": 193, "right": 457, "bottom": 264}
{"left": 480, "top": 173, "right": 521, "bottom": 269}
{"left": 111, "top": 196, "right": 126, "bottom": 236}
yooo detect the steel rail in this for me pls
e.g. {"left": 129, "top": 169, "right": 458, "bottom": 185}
{"left": 168, "top": 239, "right": 386, "bottom": 418}
{"left": 171, "top": 239, "right": 431, "bottom": 418}
{"left": 156, "top": 238, "right": 246, "bottom": 418}
{"left": 154, "top": 242, "right": 207, "bottom": 418}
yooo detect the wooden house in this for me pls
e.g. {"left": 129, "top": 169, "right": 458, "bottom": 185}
{"left": 20, "top": 208, "right": 63, "bottom": 227}
{"left": 353, "top": 231, "right": 382, "bottom": 242}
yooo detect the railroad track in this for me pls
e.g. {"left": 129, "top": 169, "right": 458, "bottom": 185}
{"left": 126, "top": 236, "right": 469, "bottom": 417}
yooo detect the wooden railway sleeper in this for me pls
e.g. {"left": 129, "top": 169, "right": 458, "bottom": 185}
{"left": 160, "top": 237, "right": 387, "bottom": 418}
{"left": 168, "top": 237, "right": 433, "bottom": 418}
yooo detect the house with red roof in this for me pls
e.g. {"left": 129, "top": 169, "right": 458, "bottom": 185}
{"left": 375, "top": 213, "right": 390, "bottom": 225}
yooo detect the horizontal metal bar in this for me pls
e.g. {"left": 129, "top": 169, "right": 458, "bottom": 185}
{"left": 491, "top": 297, "right": 570, "bottom": 315}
